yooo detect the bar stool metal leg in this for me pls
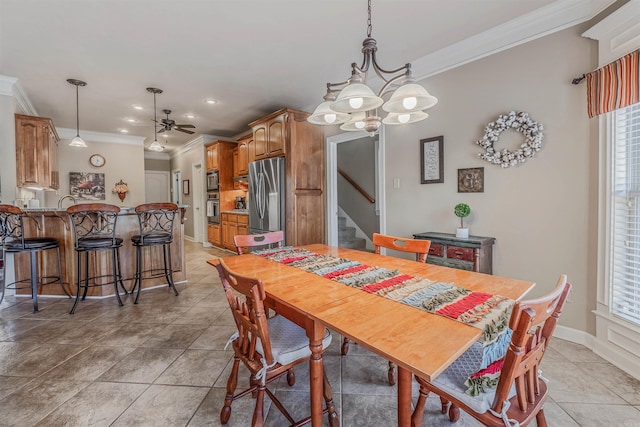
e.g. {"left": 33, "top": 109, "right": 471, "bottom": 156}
{"left": 56, "top": 246, "right": 71, "bottom": 298}
{"left": 164, "top": 243, "right": 179, "bottom": 296}
{"left": 71, "top": 251, "right": 83, "bottom": 314}
{"left": 30, "top": 251, "right": 39, "bottom": 313}
{"left": 112, "top": 248, "right": 123, "bottom": 307}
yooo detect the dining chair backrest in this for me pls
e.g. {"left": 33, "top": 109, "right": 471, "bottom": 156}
{"left": 234, "top": 230, "right": 284, "bottom": 255}
{"left": 491, "top": 275, "right": 571, "bottom": 414}
{"left": 0, "top": 204, "right": 26, "bottom": 248}
{"left": 215, "top": 259, "right": 274, "bottom": 366}
{"left": 134, "top": 202, "right": 178, "bottom": 244}
{"left": 66, "top": 203, "right": 121, "bottom": 248}
{"left": 373, "top": 232, "right": 431, "bottom": 263}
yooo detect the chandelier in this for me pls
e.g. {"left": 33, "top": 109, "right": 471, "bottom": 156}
{"left": 307, "top": 0, "right": 437, "bottom": 135}
{"left": 67, "top": 79, "right": 88, "bottom": 147}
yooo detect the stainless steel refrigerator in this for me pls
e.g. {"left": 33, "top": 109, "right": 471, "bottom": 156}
{"left": 248, "top": 157, "right": 285, "bottom": 237}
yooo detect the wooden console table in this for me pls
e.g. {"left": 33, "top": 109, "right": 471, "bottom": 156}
{"left": 413, "top": 232, "right": 495, "bottom": 274}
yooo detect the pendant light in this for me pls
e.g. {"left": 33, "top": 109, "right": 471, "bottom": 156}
{"left": 146, "top": 87, "right": 164, "bottom": 152}
{"left": 67, "top": 79, "right": 88, "bottom": 147}
{"left": 308, "top": 0, "right": 438, "bottom": 135}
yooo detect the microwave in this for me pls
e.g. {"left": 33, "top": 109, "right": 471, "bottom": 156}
{"left": 206, "top": 171, "right": 219, "bottom": 192}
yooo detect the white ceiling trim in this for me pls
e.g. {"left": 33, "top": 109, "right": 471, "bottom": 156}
{"left": 411, "top": 0, "right": 616, "bottom": 81}
{"left": 171, "top": 134, "right": 233, "bottom": 159}
{"left": 144, "top": 151, "right": 171, "bottom": 161}
{"left": 56, "top": 127, "right": 145, "bottom": 145}
{"left": 0, "top": 75, "right": 38, "bottom": 116}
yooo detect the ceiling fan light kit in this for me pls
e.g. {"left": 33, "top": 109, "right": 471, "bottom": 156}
{"left": 146, "top": 87, "right": 164, "bottom": 152}
{"left": 308, "top": 0, "right": 437, "bottom": 135}
{"left": 67, "top": 78, "right": 88, "bottom": 148}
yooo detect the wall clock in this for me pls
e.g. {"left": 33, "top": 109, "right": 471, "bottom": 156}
{"left": 89, "top": 154, "right": 106, "bottom": 168}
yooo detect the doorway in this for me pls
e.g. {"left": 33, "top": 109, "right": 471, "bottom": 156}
{"left": 192, "top": 163, "right": 204, "bottom": 243}
{"left": 326, "top": 129, "right": 386, "bottom": 246}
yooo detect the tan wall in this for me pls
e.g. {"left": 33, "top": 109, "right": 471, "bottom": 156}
{"left": 44, "top": 140, "right": 146, "bottom": 208}
{"left": 144, "top": 158, "right": 171, "bottom": 171}
{"left": 382, "top": 25, "right": 596, "bottom": 334}
{"left": 170, "top": 144, "right": 205, "bottom": 239}
{"left": 0, "top": 94, "right": 18, "bottom": 204}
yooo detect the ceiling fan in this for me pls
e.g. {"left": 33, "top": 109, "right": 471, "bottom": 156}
{"left": 156, "top": 109, "right": 195, "bottom": 134}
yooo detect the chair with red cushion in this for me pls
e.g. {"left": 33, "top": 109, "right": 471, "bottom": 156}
{"left": 411, "top": 275, "right": 571, "bottom": 427}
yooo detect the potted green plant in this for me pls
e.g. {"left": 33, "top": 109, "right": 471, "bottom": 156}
{"left": 454, "top": 203, "right": 471, "bottom": 238}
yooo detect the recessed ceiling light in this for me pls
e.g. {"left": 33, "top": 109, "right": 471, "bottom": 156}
{"left": 162, "top": 134, "right": 169, "bottom": 138}
{"left": 126, "top": 118, "right": 137, "bottom": 123}
{"left": 185, "top": 114, "right": 195, "bottom": 119}
{"left": 132, "top": 105, "right": 143, "bottom": 110}
{"left": 205, "top": 99, "right": 217, "bottom": 105}
{"left": 119, "top": 129, "right": 129, "bottom": 133}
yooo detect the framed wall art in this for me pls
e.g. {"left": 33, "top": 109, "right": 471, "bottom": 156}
{"left": 69, "top": 172, "right": 106, "bottom": 200}
{"left": 183, "top": 179, "right": 190, "bottom": 195}
{"left": 420, "top": 135, "right": 444, "bottom": 184}
{"left": 458, "top": 167, "right": 484, "bottom": 193}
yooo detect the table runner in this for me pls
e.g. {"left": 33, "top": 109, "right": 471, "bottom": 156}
{"left": 254, "top": 246, "right": 514, "bottom": 396}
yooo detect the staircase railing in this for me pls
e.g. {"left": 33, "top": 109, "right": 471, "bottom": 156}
{"left": 338, "top": 168, "right": 375, "bottom": 204}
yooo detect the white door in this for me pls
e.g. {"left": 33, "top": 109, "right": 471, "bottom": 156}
{"left": 192, "top": 163, "right": 204, "bottom": 243}
{"left": 145, "top": 171, "right": 170, "bottom": 202}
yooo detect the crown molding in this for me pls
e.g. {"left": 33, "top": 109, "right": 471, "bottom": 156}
{"left": 56, "top": 127, "right": 145, "bottom": 145}
{"left": 411, "top": 0, "right": 616, "bottom": 81}
{"left": 582, "top": 0, "right": 640, "bottom": 65}
{"left": 170, "top": 134, "right": 233, "bottom": 158}
{"left": 0, "top": 75, "right": 38, "bottom": 115}
{"left": 144, "top": 151, "right": 171, "bottom": 160}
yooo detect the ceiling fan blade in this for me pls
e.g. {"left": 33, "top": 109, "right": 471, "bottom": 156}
{"left": 157, "top": 128, "right": 167, "bottom": 134}
{"left": 175, "top": 124, "right": 195, "bottom": 128}
{"left": 176, "top": 127, "right": 195, "bottom": 134}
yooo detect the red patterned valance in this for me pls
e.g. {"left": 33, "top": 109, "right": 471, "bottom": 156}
{"left": 587, "top": 49, "right": 640, "bottom": 118}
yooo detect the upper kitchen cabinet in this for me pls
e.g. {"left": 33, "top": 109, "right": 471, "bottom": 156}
{"left": 205, "top": 143, "right": 218, "bottom": 171}
{"left": 250, "top": 110, "right": 286, "bottom": 160}
{"left": 236, "top": 134, "right": 251, "bottom": 176}
{"left": 15, "top": 114, "right": 59, "bottom": 190}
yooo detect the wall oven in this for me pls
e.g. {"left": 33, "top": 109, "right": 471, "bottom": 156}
{"left": 206, "top": 171, "right": 219, "bottom": 192}
{"left": 206, "top": 192, "right": 220, "bottom": 224}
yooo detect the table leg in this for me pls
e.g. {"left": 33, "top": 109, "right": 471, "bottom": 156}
{"left": 308, "top": 320, "right": 325, "bottom": 427}
{"left": 397, "top": 366, "right": 411, "bottom": 426}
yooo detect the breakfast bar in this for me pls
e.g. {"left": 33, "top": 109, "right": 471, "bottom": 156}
{"left": 8, "top": 206, "right": 187, "bottom": 297}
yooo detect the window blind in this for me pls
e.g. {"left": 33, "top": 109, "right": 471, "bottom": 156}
{"left": 612, "top": 102, "right": 640, "bottom": 324}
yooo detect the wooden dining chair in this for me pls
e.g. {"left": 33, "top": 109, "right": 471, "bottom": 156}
{"left": 233, "top": 230, "right": 284, "bottom": 255}
{"left": 411, "top": 275, "right": 571, "bottom": 427}
{"left": 214, "top": 259, "right": 338, "bottom": 427}
{"left": 342, "top": 232, "right": 431, "bottom": 385}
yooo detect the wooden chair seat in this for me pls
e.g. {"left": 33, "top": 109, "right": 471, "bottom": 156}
{"left": 411, "top": 275, "right": 571, "bottom": 427}
{"left": 214, "top": 259, "right": 338, "bottom": 427}
{"left": 234, "top": 230, "right": 284, "bottom": 255}
{"left": 342, "top": 232, "right": 431, "bottom": 385}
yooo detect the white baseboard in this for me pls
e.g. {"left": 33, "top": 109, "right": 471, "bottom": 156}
{"left": 184, "top": 235, "right": 195, "bottom": 242}
{"left": 554, "top": 325, "right": 595, "bottom": 348}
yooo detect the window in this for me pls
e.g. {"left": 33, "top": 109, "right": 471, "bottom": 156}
{"left": 611, "top": 102, "right": 640, "bottom": 325}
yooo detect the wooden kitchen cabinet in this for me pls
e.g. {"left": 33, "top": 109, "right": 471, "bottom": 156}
{"left": 236, "top": 134, "right": 251, "bottom": 175}
{"left": 248, "top": 108, "right": 325, "bottom": 246}
{"left": 206, "top": 144, "right": 218, "bottom": 171}
{"left": 15, "top": 114, "right": 60, "bottom": 190}
{"left": 205, "top": 141, "right": 235, "bottom": 190}
{"left": 413, "top": 232, "right": 496, "bottom": 274}
{"left": 221, "top": 212, "right": 248, "bottom": 251}
{"left": 208, "top": 223, "right": 221, "bottom": 247}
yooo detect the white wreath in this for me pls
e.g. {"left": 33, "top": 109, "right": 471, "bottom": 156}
{"left": 476, "top": 111, "right": 544, "bottom": 168}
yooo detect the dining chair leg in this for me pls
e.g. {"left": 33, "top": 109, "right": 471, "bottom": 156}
{"left": 322, "top": 369, "right": 339, "bottom": 427}
{"left": 286, "top": 368, "right": 296, "bottom": 386}
{"left": 536, "top": 409, "right": 548, "bottom": 427}
{"left": 29, "top": 251, "right": 39, "bottom": 313}
{"left": 341, "top": 337, "right": 351, "bottom": 355}
{"left": 388, "top": 361, "right": 397, "bottom": 385}
{"left": 439, "top": 396, "right": 449, "bottom": 414}
{"left": 411, "top": 385, "right": 428, "bottom": 427}
{"left": 221, "top": 357, "right": 240, "bottom": 424}
{"left": 252, "top": 385, "right": 265, "bottom": 427}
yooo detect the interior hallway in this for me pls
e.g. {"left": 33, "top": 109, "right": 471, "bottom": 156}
{"left": 0, "top": 240, "right": 639, "bottom": 426}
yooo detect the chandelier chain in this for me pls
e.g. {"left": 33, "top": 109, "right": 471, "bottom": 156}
{"left": 75, "top": 85, "right": 80, "bottom": 136}
{"left": 367, "top": 0, "right": 372, "bottom": 38}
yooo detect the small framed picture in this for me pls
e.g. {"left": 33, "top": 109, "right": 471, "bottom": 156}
{"left": 458, "top": 167, "right": 484, "bottom": 193}
{"left": 420, "top": 136, "right": 444, "bottom": 184}
{"left": 182, "top": 179, "right": 190, "bottom": 195}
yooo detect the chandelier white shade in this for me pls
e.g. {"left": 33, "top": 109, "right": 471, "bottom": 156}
{"left": 147, "top": 87, "right": 164, "bottom": 152}
{"left": 67, "top": 79, "right": 88, "bottom": 148}
{"left": 148, "top": 139, "right": 164, "bottom": 151}
{"left": 307, "top": 0, "right": 437, "bottom": 135}
{"left": 307, "top": 101, "right": 350, "bottom": 125}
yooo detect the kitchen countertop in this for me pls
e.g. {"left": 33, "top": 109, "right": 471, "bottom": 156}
{"left": 222, "top": 209, "right": 249, "bottom": 215}
{"left": 24, "top": 205, "right": 189, "bottom": 214}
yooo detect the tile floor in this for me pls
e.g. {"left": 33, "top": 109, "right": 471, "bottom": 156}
{"left": 1, "top": 240, "right": 640, "bottom": 426}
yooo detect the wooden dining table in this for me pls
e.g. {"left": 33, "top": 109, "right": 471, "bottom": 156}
{"left": 209, "top": 244, "right": 535, "bottom": 426}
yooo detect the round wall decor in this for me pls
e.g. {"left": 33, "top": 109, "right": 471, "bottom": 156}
{"left": 476, "top": 111, "right": 544, "bottom": 168}
{"left": 89, "top": 154, "right": 106, "bottom": 168}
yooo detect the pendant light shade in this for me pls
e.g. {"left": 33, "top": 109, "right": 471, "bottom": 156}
{"left": 67, "top": 79, "right": 87, "bottom": 148}
{"left": 339, "top": 112, "right": 367, "bottom": 131}
{"left": 146, "top": 87, "right": 164, "bottom": 152}
{"left": 382, "top": 83, "right": 438, "bottom": 113}
{"left": 382, "top": 110, "right": 429, "bottom": 125}
{"left": 307, "top": 101, "right": 351, "bottom": 125}
{"left": 331, "top": 82, "right": 384, "bottom": 113}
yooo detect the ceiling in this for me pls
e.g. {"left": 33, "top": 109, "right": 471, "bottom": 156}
{"left": 0, "top": 0, "right": 613, "bottom": 153}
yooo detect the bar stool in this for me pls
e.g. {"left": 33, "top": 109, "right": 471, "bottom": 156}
{"left": 0, "top": 204, "right": 70, "bottom": 313}
{"left": 130, "top": 203, "right": 180, "bottom": 304}
{"left": 66, "top": 203, "right": 126, "bottom": 314}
